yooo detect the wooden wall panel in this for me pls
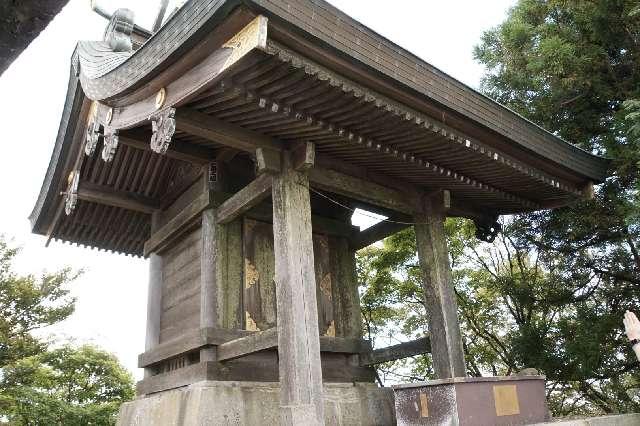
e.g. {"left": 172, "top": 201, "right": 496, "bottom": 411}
{"left": 243, "top": 219, "right": 276, "bottom": 331}
{"left": 160, "top": 227, "right": 202, "bottom": 343}
{"left": 217, "top": 219, "right": 244, "bottom": 329}
{"left": 242, "top": 218, "right": 335, "bottom": 335}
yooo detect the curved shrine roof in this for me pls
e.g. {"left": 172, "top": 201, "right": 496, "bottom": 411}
{"left": 31, "top": 0, "right": 610, "bottom": 256}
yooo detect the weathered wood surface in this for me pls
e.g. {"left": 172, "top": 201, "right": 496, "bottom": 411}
{"left": 138, "top": 327, "right": 254, "bottom": 368}
{"left": 308, "top": 167, "right": 413, "bottom": 215}
{"left": 217, "top": 327, "right": 278, "bottom": 361}
{"left": 137, "top": 362, "right": 208, "bottom": 396}
{"left": 351, "top": 221, "right": 410, "bottom": 251}
{"left": 243, "top": 218, "right": 340, "bottom": 334}
{"left": 137, "top": 354, "right": 376, "bottom": 395}
{"left": 256, "top": 147, "right": 281, "bottom": 174}
{"left": 144, "top": 191, "right": 211, "bottom": 256}
{"left": 414, "top": 193, "right": 466, "bottom": 378}
{"left": 245, "top": 202, "right": 357, "bottom": 238}
{"left": 76, "top": 181, "right": 159, "bottom": 214}
{"left": 159, "top": 228, "right": 202, "bottom": 343}
{"left": 243, "top": 219, "right": 277, "bottom": 331}
{"left": 359, "top": 337, "right": 431, "bottom": 366}
{"left": 175, "top": 107, "right": 281, "bottom": 153}
{"left": 200, "top": 208, "right": 218, "bottom": 362}
{"left": 329, "top": 237, "right": 362, "bottom": 338}
{"left": 217, "top": 327, "right": 372, "bottom": 362}
{"left": 216, "top": 174, "right": 273, "bottom": 224}
{"left": 119, "top": 133, "right": 215, "bottom": 165}
{"left": 144, "top": 250, "right": 163, "bottom": 377}
{"left": 272, "top": 156, "right": 324, "bottom": 425}
{"left": 292, "top": 142, "right": 315, "bottom": 171}
{"left": 215, "top": 219, "right": 244, "bottom": 329}
{"left": 314, "top": 234, "right": 334, "bottom": 336}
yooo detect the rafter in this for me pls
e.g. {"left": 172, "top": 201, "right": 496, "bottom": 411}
{"left": 77, "top": 181, "right": 160, "bottom": 214}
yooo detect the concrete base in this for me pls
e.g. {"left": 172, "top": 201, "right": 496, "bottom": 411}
{"left": 117, "top": 381, "right": 396, "bottom": 426}
{"left": 533, "top": 414, "right": 640, "bottom": 426}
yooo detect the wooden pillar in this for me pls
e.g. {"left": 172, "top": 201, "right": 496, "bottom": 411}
{"left": 272, "top": 154, "right": 324, "bottom": 425}
{"left": 200, "top": 208, "right": 218, "bottom": 361}
{"left": 144, "top": 212, "right": 163, "bottom": 378}
{"left": 414, "top": 192, "right": 466, "bottom": 378}
{"left": 144, "top": 253, "right": 163, "bottom": 378}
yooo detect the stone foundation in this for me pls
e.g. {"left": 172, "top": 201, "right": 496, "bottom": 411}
{"left": 117, "top": 381, "right": 396, "bottom": 425}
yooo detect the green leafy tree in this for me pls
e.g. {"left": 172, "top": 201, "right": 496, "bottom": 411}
{"left": 0, "top": 237, "right": 135, "bottom": 424}
{"left": 1, "top": 345, "right": 135, "bottom": 425}
{"left": 471, "top": 0, "right": 640, "bottom": 414}
{"left": 0, "top": 237, "right": 76, "bottom": 369}
{"left": 358, "top": 217, "right": 640, "bottom": 416}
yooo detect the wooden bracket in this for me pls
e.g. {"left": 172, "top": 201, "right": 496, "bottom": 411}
{"left": 150, "top": 108, "right": 176, "bottom": 154}
{"left": 582, "top": 181, "right": 595, "bottom": 200}
{"left": 101, "top": 130, "right": 119, "bottom": 162}
{"left": 256, "top": 147, "right": 281, "bottom": 174}
{"left": 292, "top": 141, "right": 315, "bottom": 171}
{"left": 216, "top": 173, "right": 273, "bottom": 224}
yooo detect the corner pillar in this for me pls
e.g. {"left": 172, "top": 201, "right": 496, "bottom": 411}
{"left": 144, "top": 213, "right": 163, "bottom": 378}
{"left": 414, "top": 191, "right": 466, "bottom": 378}
{"left": 272, "top": 151, "right": 324, "bottom": 425}
{"left": 200, "top": 207, "right": 218, "bottom": 361}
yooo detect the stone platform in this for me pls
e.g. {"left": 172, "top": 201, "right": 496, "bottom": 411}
{"left": 117, "top": 381, "right": 396, "bottom": 425}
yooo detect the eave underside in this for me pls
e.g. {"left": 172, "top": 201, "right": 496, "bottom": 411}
{"left": 36, "top": 14, "right": 603, "bottom": 257}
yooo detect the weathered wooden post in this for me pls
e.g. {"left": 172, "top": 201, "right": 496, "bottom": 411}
{"left": 272, "top": 148, "right": 325, "bottom": 425}
{"left": 144, "top": 213, "right": 163, "bottom": 378}
{"left": 414, "top": 191, "right": 466, "bottom": 378}
{"left": 200, "top": 206, "right": 218, "bottom": 362}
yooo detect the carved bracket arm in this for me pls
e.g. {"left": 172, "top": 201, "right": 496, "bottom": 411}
{"left": 149, "top": 108, "right": 176, "bottom": 155}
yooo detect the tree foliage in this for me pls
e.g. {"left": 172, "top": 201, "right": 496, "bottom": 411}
{"left": 358, "top": 0, "right": 640, "bottom": 417}
{"left": 0, "top": 238, "right": 76, "bottom": 369}
{"left": 0, "top": 237, "right": 135, "bottom": 425}
{"left": 1, "top": 345, "right": 134, "bottom": 425}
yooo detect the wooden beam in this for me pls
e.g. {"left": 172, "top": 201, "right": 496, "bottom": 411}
{"left": 351, "top": 221, "right": 410, "bottom": 250}
{"left": 359, "top": 337, "right": 431, "bottom": 366}
{"left": 144, "top": 190, "right": 211, "bottom": 256}
{"left": 308, "top": 167, "right": 413, "bottom": 215}
{"left": 245, "top": 202, "right": 358, "bottom": 238}
{"left": 272, "top": 155, "right": 324, "bottom": 424}
{"left": 216, "top": 328, "right": 371, "bottom": 362}
{"left": 175, "top": 107, "right": 282, "bottom": 153}
{"left": 77, "top": 181, "right": 160, "bottom": 214}
{"left": 216, "top": 174, "right": 273, "bottom": 224}
{"left": 119, "top": 133, "right": 215, "bottom": 165}
{"left": 414, "top": 192, "right": 466, "bottom": 378}
{"left": 217, "top": 328, "right": 278, "bottom": 362}
{"left": 138, "top": 327, "right": 253, "bottom": 368}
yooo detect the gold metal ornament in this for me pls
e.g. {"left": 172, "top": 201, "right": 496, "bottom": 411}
{"left": 155, "top": 87, "right": 167, "bottom": 110}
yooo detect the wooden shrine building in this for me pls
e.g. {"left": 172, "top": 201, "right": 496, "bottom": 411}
{"left": 31, "top": 1, "right": 609, "bottom": 424}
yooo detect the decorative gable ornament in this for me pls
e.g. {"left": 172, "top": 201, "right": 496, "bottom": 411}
{"left": 104, "top": 8, "right": 135, "bottom": 52}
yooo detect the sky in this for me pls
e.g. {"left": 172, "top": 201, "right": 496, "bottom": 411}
{"left": 0, "top": 0, "right": 515, "bottom": 380}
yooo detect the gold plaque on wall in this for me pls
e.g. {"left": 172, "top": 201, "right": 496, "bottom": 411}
{"left": 419, "top": 393, "right": 429, "bottom": 418}
{"left": 493, "top": 384, "right": 520, "bottom": 416}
